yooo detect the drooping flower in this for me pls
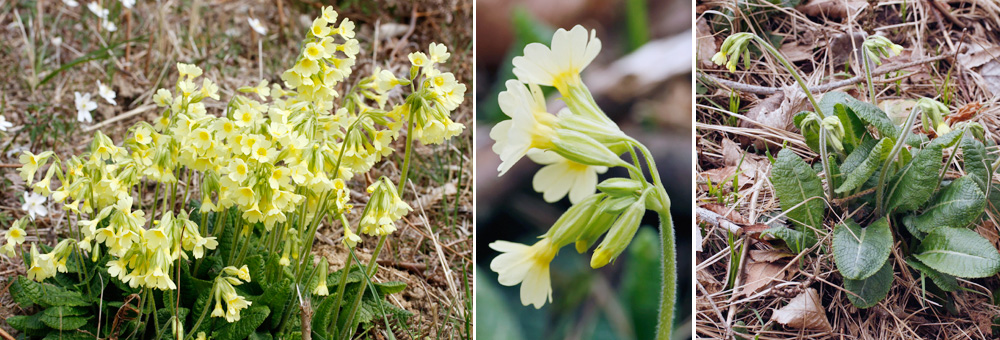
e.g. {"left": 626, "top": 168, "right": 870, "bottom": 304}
{"left": 489, "top": 238, "right": 559, "bottom": 309}
{"left": 489, "top": 80, "right": 557, "bottom": 175}
{"left": 528, "top": 151, "right": 608, "bottom": 204}
{"left": 87, "top": 2, "right": 109, "bottom": 19}
{"left": 511, "top": 25, "right": 601, "bottom": 94}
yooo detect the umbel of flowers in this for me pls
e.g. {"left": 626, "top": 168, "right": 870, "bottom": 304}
{"left": 1, "top": 5, "right": 464, "bottom": 333}
{"left": 488, "top": 26, "right": 677, "bottom": 338}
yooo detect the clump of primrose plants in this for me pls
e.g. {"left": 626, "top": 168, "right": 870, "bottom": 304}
{"left": 1, "top": 6, "right": 465, "bottom": 339}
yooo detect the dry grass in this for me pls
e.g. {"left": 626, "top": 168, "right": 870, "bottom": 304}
{"left": 696, "top": 0, "right": 1000, "bottom": 339}
{"left": 0, "top": 0, "right": 472, "bottom": 338}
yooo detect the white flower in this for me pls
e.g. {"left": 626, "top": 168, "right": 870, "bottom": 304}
{"left": 97, "top": 80, "right": 116, "bottom": 105}
{"left": 87, "top": 2, "right": 109, "bottom": 19}
{"left": 101, "top": 20, "right": 117, "bottom": 32}
{"left": 512, "top": 25, "right": 601, "bottom": 93}
{"left": 22, "top": 192, "right": 48, "bottom": 221}
{"left": 247, "top": 17, "right": 267, "bottom": 35}
{"left": 52, "top": 37, "right": 63, "bottom": 47}
{"left": 74, "top": 92, "right": 97, "bottom": 123}
{"left": 489, "top": 80, "right": 557, "bottom": 176}
{"left": 0, "top": 115, "right": 13, "bottom": 131}
{"left": 122, "top": 0, "right": 135, "bottom": 9}
{"left": 528, "top": 151, "right": 607, "bottom": 204}
{"left": 489, "top": 238, "right": 559, "bottom": 309}
{"left": 62, "top": 0, "right": 79, "bottom": 7}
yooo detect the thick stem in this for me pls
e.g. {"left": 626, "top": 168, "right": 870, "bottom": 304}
{"left": 340, "top": 236, "right": 386, "bottom": 340}
{"left": 655, "top": 211, "right": 676, "bottom": 340}
{"left": 876, "top": 106, "right": 921, "bottom": 215}
{"left": 328, "top": 215, "right": 355, "bottom": 336}
{"left": 819, "top": 126, "right": 835, "bottom": 199}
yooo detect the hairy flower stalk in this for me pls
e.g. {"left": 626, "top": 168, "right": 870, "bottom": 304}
{"left": 7, "top": 7, "right": 465, "bottom": 337}
{"left": 490, "top": 25, "right": 677, "bottom": 338}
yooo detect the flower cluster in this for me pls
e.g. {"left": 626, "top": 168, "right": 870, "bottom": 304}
{"left": 488, "top": 26, "right": 669, "bottom": 309}
{"left": 7, "top": 7, "right": 466, "bottom": 324}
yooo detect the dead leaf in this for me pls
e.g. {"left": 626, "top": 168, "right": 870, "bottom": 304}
{"left": 947, "top": 102, "right": 982, "bottom": 124}
{"left": 743, "top": 224, "right": 772, "bottom": 237}
{"left": 981, "top": 60, "right": 1000, "bottom": 96}
{"left": 702, "top": 203, "right": 749, "bottom": 225}
{"left": 740, "top": 262, "right": 786, "bottom": 297}
{"left": 696, "top": 17, "right": 717, "bottom": 68}
{"left": 958, "top": 43, "right": 1000, "bottom": 69}
{"left": 772, "top": 288, "right": 833, "bottom": 331}
{"left": 415, "top": 182, "right": 458, "bottom": 209}
{"left": 976, "top": 220, "right": 1000, "bottom": 250}
{"left": 721, "top": 138, "right": 744, "bottom": 167}
{"left": 828, "top": 31, "right": 867, "bottom": 66}
{"left": 697, "top": 269, "right": 723, "bottom": 295}
{"left": 750, "top": 249, "right": 795, "bottom": 263}
{"left": 878, "top": 99, "right": 917, "bottom": 126}
{"left": 797, "top": 0, "right": 868, "bottom": 19}
{"left": 779, "top": 42, "right": 814, "bottom": 63}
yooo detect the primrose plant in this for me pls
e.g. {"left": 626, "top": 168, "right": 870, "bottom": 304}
{"left": 714, "top": 32, "right": 1000, "bottom": 309}
{"left": 2, "top": 7, "right": 465, "bottom": 339}
{"left": 488, "top": 26, "right": 677, "bottom": 338}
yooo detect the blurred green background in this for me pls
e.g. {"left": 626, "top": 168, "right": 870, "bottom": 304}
{"left": 475, "top": 0, "right": 693, "bottom": 339}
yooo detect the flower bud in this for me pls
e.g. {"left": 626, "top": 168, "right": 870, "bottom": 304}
{"left": 597, "top": 178, "right": 643, "bottom": 197}
{"left": 557, "top": 114, "right": 626, "bottom": 145}
{"left": 552, "top": 129, "right": 628, "bottom": 168}
{"left": 543, "top": 194, "right": 603, "bottom": 248}
{"left": 590, "top": 198, "right": 646, "bottom": 268}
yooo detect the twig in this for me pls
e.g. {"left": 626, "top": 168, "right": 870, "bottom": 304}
{"left": 83, "top": 104, "right": 156, "bottom": 133}
{"left": 928, "top": 0, "right": 966, "bottom": 29}
{"left": 0, "top": 327, "right": 15, "bottom": 340}
{"left": 699, "top": 54, "right": 951, "bottom": 95}
{"left": 696, "top": 207, "right": 743, "bottom": 235}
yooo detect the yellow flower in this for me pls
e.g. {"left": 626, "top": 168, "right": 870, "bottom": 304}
{"left": 428, "top": 42, "right": 450, "bottom": 64}
{"left": 512, "top": 25, "right": 601, "bottom": 94}
{"left": 310, "top": 18, "right": 330, "bottom": 37}
{"left": 489, "top": 80, "right": 557, "bottom": 175}
{"left": 304, "top": 42, "right": 327, "bottom": 60}
{"left": 177, "top": 62, "right": 203, "bottom": 79}
{"left": 527, "top": 151, "right": 607, "bottom": 204}
{"left": 408, "top": 52, "right": 430, "bottom": 67}
{"left": 489, "top": 238, "right": 559, "bottom": 309}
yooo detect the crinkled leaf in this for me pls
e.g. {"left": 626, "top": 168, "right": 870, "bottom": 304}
{"left": 311, "top": 294, "right": 339, "bottom": 339}
{"left": 906, "top": 257, "right": 959, "bottom": 292}
{"left": 914, "top": 227, "right": 1000, "bottom": 278}
{"left": 5, "top": 314, "right": 46, "bottom": 333}
{"left": 39, "top": 308, "right": 89, "bottom": 330}
{"left": 885, "top": 129, "right": 963, "bottom": 212}
{"left": 762, "top": 226, "right": 817, "bottom": 254}
{"left": 833, "top": 217, "right": 892, "bottom": 280}
{"left": 840, "top": 95, "right": 926, "bottom": 146}
{"left": 840, "top": 138, "right": 878, "bottom": 175}
{"left": 843, "top": 260, "right": 893, "bottom": 309}
{"left": 771, "top": 288, "right": 832, "bottom": 331}
{"left": 213, "top": 305, "right": 270, "bottom": 340}
{"left": 961, "top": 136, "right": 991, "bottom": 195}
{"left": 375, "top": 281, "right": 407, "bottom": 296}
{"left": 912, "top": 176, "right": 986, "bottom": 232}
{"left": 9, "top": 276, "right": 43, "bottom": 307}
{"left": 770, "top": 149, "right": 826, "bottom": 231}
{"left": 260, "top": 277, "right": 292, "bottom": 329}
{"left": 836, "top": 137, "right": 892, "bottom": 194}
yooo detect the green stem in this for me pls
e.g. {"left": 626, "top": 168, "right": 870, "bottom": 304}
{"left": 752, "top": 35, "right": 825, "bottom": 119}
{"left": 340, "top": 236, "right": 386, "bottom": 340}
{"left": 863, "top": 49, "right": 878, "bottom": 106}
{"left": 655, "top": 211, "right": 675, "bottom": 340}
{"left": 182, "top": 282, "right": 214, "bottom": 340}
{"left": 398, "top": 102, "right": 418, "bottom": 196}
{"left": 328, "top": 214, "right": 354, "bottom": 336}
{"left": 876, "top": 106, "right": 921, "bottom": 215}
{"left": 818, "top": 126, "right": 835, "bottom": 199}
{"left": 752, "top": 35, "right": 836, "bottom": 200}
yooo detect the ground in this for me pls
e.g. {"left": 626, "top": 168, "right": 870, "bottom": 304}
{"left": 0, "top": 0, "right": 472, "bottom": 338}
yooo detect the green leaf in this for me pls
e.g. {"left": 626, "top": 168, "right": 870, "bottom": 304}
{"left": 39, "top": 307, "right": 89, "bottom": 330}
{"left": 213, "top": 305, "right": 270, "bottom": 340}
{"left": 311, "top": 295, "right": 338, "bottom": 339}
{"left": 834, "top": 102, "right": 868, "bottom": 153}
{"left": 840, "top": 138, "right": 878, "bottom": 175}
{"left": 912, "top": 176, "right": 986, "bottom": 232}
{"left": 770, "top": 149, "right": 826, "bottom": 231}
{"left": 838, "top": 95, "right": 926, "bottom": 146}
{"left": 961, "top": 136, "right": 991, "bottom": 195}
{"left": 9, "top": 276, "right": 43, "bottom": 307}
{"left": 906, "top": 257, "right": 959, "bottom": 292}
{"left": 914, "top": 227, "right": 1000, "bottom": 278}
{"left": 832, "top": 218, "right": 893, "bottom": 280}
{"left": 374, "top": 281, "right": 407, "bottom": 296}
{"left": 762, "top": 225, "right": 817, "bottom": 254}
{"left": 836, "top": 137, "right": 892, "bottom": 194}
{"left": 885, "top": 130, "right": 963, "bottom": 212}
{"left": 259, "top": 277, "right": 292, "bottom": 329}
{"left": 6, "top": 314, "right": 47, "bottom": 333}
{"left": 843, "top": 260, "right": 893, "bottom": 309}
{"left": 250, "top": 332, "right": 273, "bottom": 340}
